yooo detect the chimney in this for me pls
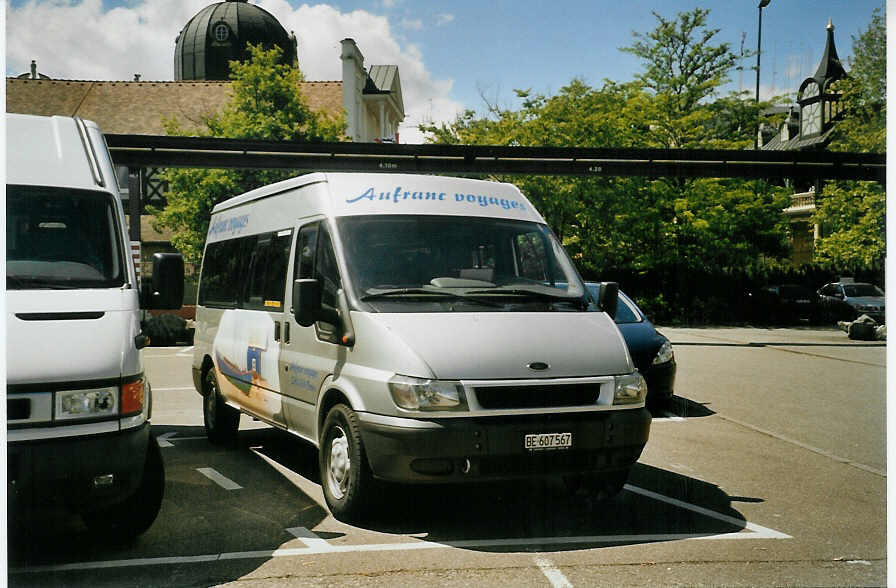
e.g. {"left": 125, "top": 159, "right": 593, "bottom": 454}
{"left": 134, "top": 74, "right": 142, "bottom": 81}
{"left": 30, "top": 60, "right": 37, "bottom": 79}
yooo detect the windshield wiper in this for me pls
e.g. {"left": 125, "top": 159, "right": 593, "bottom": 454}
{"left": 466, "top": 287, "right": 589, "bottom": 309}
{"left": 361, "top": 288, "right": 504, "bottom": 308}
{"left": 6, "top": 276, "right": 83, "bottom": 290}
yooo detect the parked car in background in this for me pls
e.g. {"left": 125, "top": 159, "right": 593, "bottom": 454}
{"left": 817, "top": 281, "right": 885, "bottom": 323}
{"left": 586, "top": 284, "right": 676, "bottom": 407}
{"left": 747, "top": 284, "right": 821, "bottom": 325}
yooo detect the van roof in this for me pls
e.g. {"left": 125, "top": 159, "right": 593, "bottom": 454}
{"left": 6, "top": 114, "right": 109, "bottom": 191}
{"left": 211, "top": 172, "right": 546, "bottom": 224}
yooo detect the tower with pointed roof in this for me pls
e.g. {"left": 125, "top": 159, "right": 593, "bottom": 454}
{"left": 796, "top": 19, "right": 848, "bottom": 143}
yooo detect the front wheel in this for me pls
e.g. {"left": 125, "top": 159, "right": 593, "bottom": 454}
{"left": 203, "top": 368, "right": 239, "bottom": 445}
{"left": 319, "top": 404, "right": 373, "bottom": 522}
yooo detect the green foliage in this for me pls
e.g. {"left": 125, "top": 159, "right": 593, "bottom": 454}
{"left": 153, "top": 45, "right": 346, "bottom": 263}
{"left": 813, "top": 181, "right": 885, "bottom": 270}
{"left": 831, "top": 7, "right": 885, "bottom": 153}
{"left": 420, "top": 80, "right": 790, "bottom": 279}
{"left": 814, "top": 8, "right": 886, "bottom": 271}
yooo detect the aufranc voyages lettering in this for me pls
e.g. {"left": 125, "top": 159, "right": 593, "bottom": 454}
{"left": 346, "top": 186, "right": 527, "bottom": 211}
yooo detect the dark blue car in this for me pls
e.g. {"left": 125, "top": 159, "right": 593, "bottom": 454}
{"left": 586, "top": 284, "right": 676, "bottom": 407}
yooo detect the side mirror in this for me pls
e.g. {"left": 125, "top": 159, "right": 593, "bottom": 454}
{"left": 142, "top": 253, "right": 184, "bottom": 310}
{"left": 293, "top": 279, "right": 322, "bottom": 327}
{"left": 599, "top": 282, "right": 619, "bottom": 320}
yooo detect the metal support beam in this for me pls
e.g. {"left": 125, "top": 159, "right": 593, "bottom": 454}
{"left": 127, "top": 166, "right": 142, "bottom": 241}
{"left": 105, "top": 134, "right": 885, "bottom": 183}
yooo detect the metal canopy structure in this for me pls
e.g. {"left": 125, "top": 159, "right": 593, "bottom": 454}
{"left": 106, "top": 134, "right": 885, "bottom": 182}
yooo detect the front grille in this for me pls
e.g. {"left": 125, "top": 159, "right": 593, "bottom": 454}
{"left": 474, "top": 383, "right": 602, "bottom": 409}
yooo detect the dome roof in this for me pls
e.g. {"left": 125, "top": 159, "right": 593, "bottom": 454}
{"left": 174, "top": 0, "right": 297, "bottom": 81}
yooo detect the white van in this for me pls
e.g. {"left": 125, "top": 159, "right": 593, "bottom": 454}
{"left": 6, "top": 114, "right": 183, "bottom": 537}
{"left": 193, "top": 172, "right": 650, "bottom": 521}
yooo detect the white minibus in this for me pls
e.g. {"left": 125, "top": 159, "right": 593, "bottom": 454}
{"left": 193, "top": 172, "right": 650, "bottom": 521}
{"left": 6, "top": 114, "right": 183, "bottom": 537}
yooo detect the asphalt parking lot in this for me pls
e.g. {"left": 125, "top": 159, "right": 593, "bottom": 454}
{"left": 8, "top": 327, "right": 887, "bottom": 587}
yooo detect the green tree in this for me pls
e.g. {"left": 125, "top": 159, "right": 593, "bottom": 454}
{"left": 620, "top": 8, "right": 765, "bottom": 149}
{"left": 153, "top": 44, "right": 345, "bottom": 262}
{"left": 814, "top": 7, "right": 886, "bottom": 270}
{"left": 420, "top": 77, "right": 790, "bottom": 277}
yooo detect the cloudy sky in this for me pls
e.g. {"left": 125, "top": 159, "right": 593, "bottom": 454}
{"left": 5, "top": 0, "right": 885, "bottom": 143}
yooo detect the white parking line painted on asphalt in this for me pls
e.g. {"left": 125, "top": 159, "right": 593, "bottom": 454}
{"left": 156, "top": 432, "right": 177, "bottom": 448}
{"left": 652, "top": 412, "right": 686, "bottom": 422}
{"left": 196, "top": 468, "right": 243, "bottom": 490}
{"left": 623, "top": 484, "right": 792, "bottom": 540}
{"left": 287, "top": 527, "right": 336, "bottom": 552}
{"left": 534, "top": 556, "right": 573, "bottom": 588}
{"left": 11, "top": 483, "right": 791, "bottom": 575}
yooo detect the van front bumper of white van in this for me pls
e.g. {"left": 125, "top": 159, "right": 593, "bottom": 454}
{"left": 357, "top": 408, "right": 651, "bottom": 483}
{"left": 7, "top": 421, "right": 151, "bottom": 513}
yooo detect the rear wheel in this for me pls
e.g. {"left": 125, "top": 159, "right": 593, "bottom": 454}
{"left": 319, "top": 404, "right": 373, "bottom": 522}
{"left": 203, "top": 368, "right": 239, "bottom": 445}
{"left": 82, "top": 434, "right": 165, "bottom": 539}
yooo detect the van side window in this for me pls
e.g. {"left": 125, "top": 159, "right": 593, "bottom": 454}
{"left": 199, "top": 239, "right": 243, "bottom": 308}
{"left": 263, "top": 230, "right": 293, "bottom": 308}
{"left": 198, "top": 229, "right": 291, "bottom": 310}
{"left": 243, "top": 235, "right": 271, "bottom": 310}
{"left": 295, "top": 224, "right": 319, "bottom": 279}
{"left": 317, "top": 224, "right": 342, "bottom": 314}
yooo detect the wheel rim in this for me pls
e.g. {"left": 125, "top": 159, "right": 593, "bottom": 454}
{"left": 326, "top": 426, "right": 351, "bottom": 500}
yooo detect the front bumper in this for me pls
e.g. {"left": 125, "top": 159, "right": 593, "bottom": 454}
{"left": 8, "top": 422, "right": 150, "bottom": 513}
{"left": 358, "top": 408, "right": 651, "bottom": 483}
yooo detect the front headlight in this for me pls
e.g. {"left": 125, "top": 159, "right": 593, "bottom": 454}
{"left": 55, "top": 387, "right": 118, "bottom": 421}
{"left": 653, "top": 340, "right": 674, "bottom": 365}
{"left": 388, "top": 375, "right": 468, "bottom": 411}
{"left": 613, "top": 372, "right": 647, "bottom": 405}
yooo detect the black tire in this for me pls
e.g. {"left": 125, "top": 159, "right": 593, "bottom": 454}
{"left": 563, "top": 468, "right": 629, "bottom": 501}
{"left": 203, "top": 368, "right": 239, "bottom": 445}
{"left": 82, "top": 434, "right": 165, "bottom": 539}
{"left": 319, "top": 404, "right": 373, "bottom": 523}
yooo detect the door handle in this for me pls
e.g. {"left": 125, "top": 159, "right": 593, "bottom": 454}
{"left": 274, "top": 322, "right": 281, "bottom": 342}
{"left": 284, "top": 322, "right": 290, "bottom": 344}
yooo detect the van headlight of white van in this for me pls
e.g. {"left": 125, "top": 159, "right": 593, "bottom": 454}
{"left": 388, "top": 375, "right": 468, "bottom": 411}
{"left": 613, "top": 372, "right": 647, "bottom": 405}
{"left": 55, "top": 387, "right": 119, "bottom": 421}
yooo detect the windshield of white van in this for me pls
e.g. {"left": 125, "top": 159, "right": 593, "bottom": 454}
{"left": 337, "top": 215, "right": 587, "bottom": 312}
{"left": 6, "top": 185, "right": 126, "bottom": 290}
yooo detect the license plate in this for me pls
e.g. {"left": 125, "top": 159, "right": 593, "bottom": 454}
{"left": 525, "top": 432, "right": 572, "bottom": 451}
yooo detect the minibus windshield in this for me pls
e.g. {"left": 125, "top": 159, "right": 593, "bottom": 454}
{"left": 337, "top": 215, "right": 587, "bottom": 311}
{"left": 6, "top": 185, "right": 126, "bottom": 289}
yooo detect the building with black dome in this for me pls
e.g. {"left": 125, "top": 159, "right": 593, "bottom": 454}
{"left": 174, "top": 0, "right": 298, "bottom": 81}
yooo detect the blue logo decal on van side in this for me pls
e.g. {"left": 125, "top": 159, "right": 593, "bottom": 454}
{"left": 209, "top": 214, "right": 250, "bottom": 237}
{"left": 347, "top": 186, "right": 526, "bottom": 212}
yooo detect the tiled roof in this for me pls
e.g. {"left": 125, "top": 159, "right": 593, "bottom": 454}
{"left": 6, "top": 78, "right": 343, "bottom": 135}
{"left": 760, "top": 126, "right": 835, "bottom": 151}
